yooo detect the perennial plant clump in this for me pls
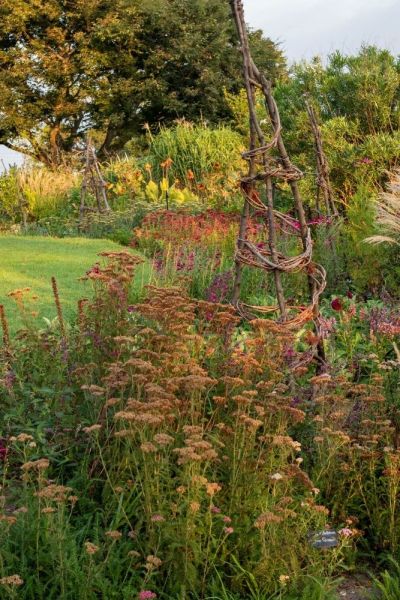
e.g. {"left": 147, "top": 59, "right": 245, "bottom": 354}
{"left": 0, "top": 252, "right": 398, "bottom": 598}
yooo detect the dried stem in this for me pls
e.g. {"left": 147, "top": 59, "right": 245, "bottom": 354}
{"left": 51, "top": 277, "right": 66, "bottom": 339}
{"left": 305, "top": 98, "right": 338, "bottom": 217}
{"left": 0, "top": 304, "right": 11, "bottom": 350}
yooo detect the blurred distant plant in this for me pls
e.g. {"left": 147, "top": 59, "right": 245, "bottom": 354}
{"left": 267, "top": 46, "right": 400, "bottom": 209}
{"left": 105, "top": 155, "right": 144, "bottom": 202}
{"left": 0, "top": 166, "right": 20, "bottom": 222}
{"left": 18, "top": 167, "right": 80, "bottom": 220}
{"left": 338, "top": 185, "right": 390, "bottom": 292}
{"left": 0, "top": 165, "right": 79, "bottom": 222}
{"left": 142, "top": 158, "right": 200, "bottom": 208}
{"left": 0, "top": 0, "right": 141, "bottom": 166}
{"left": 134, "top": 210, "right": 238, "bottom": 257}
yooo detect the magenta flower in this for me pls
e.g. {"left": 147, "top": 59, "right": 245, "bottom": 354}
{"left": 139, "top": 591, "right": 157, "bottom": 600}
{"left": 224, "top": 526, "right": 234, "bottom": 535}
{"left": 211, "top": 505, "right": 221, "bottom": 514}
{"left": 222, "top": 516, "right": 232, "bottom": 523}
{"left": 205, "top": 271, "right": 233, "bottom": 304}
{"left": 284, "top": 346, "right": 295, "bottom": 359}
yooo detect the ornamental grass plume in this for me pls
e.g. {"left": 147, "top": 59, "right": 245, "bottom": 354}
{"left": 365, "top": 169, "right": 400, "bottom": 246}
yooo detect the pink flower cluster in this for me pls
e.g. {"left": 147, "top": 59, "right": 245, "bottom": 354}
{"left": 338, "top": 528, "right": 353, "bottom": 538}
{"left": 139, "top": 591, "right": 157, "bottom": 600}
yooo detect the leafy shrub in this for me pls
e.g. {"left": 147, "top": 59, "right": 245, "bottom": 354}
{"left": 340, "top": 185, "right": 388, "bottom": 292}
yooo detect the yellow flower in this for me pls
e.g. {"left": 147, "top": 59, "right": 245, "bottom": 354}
{"left": 160, "top": 177, "right": 169, "bottom": 192}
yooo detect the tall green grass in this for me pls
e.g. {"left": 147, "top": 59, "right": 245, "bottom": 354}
{"left": 147, "top": 122, "right": 245, "bottom": 186}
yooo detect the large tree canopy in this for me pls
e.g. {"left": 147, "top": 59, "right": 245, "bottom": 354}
{"left": 0, "top": 0, "right": 286, "bottom": 166}
{"left": 0, "top": 0, "right": 141, "bottom": 166}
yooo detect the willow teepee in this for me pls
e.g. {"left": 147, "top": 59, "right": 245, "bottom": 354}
{"left": 230, "top": 0, "right": 326, "bottom": 366}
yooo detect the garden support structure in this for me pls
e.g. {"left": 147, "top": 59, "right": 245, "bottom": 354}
{"left": 305, "top": 98, "right": 338, "bottom": 217}
{"left": 79, "top": 137, "right": 110, "bottom": 223}
{"left": 230, "top": 0, "right": 326, "bottom": 366}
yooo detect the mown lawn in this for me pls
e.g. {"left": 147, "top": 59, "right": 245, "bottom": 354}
{"left": 0, "top": 236, "right": 149, "bottom": 332}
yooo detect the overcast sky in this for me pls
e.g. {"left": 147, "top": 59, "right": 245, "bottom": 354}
{"left": 1, "top": 0, "right": 399, "bottom": 171}
{"left": 244, "top": 0, "right": 400, "bottom": 61}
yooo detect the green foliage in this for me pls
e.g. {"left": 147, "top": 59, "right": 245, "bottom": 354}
{"left": 0, "top": 0, "right": 286, "bottom": 165}
{"left": 372, "top": 557, "right": 400, "bottom": 600}
{"left": 0, "top": 228, "right": 399, "bottom": 597}
{"left": 340, "top": 185, "right": 387, "bottom": 292}
{"left": 323, "top": 46, "right": 400, "bottom": 134}
{"left": 1, "top": 253, "right": 359, "bottom": 598}
{"left": 0, "top": 165, "right": 79, "bottom": 223}
{"left": 132, "top": 1, "right": 286, "bottom": 131}
{"left": 0, "top": 0, "right": 141, "bottom": 166}
{"left": 282, "top": 576, "right": 339, "bottom": 600}
{"left": 225, "top": 88, "right": 270, "bottom": 138}
{"left": 272, "top": 46, "right": 400, "bottom": 199}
